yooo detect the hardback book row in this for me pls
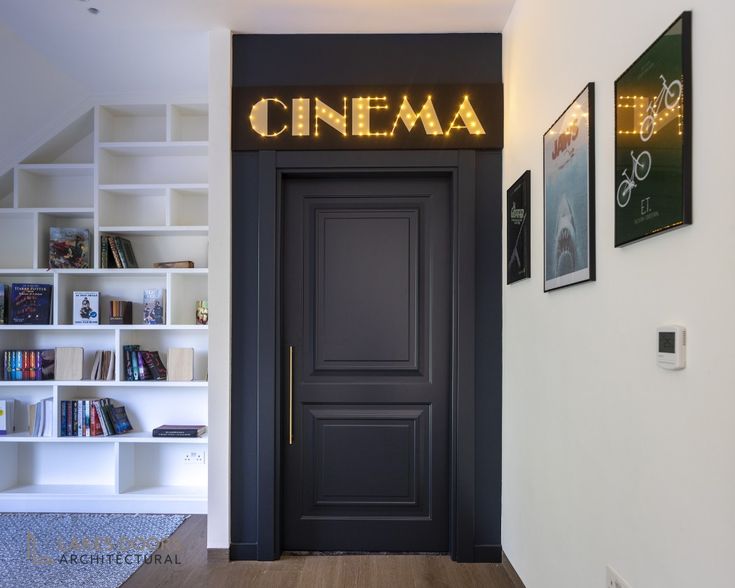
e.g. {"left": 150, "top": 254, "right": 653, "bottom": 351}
{"left": 0, "top": 283, "right": 52, "bottom": 325}
{"left": 100, "top": 234, "right": 138, "bottom": 269}
{"left": 59, "top": 398, "right": 132, "bottom": 437}
{"left": 2, "top": 350, "right": 55, "bottom": 381}
{"left": 123, "top": 346, "right": 167, "bottom": 381}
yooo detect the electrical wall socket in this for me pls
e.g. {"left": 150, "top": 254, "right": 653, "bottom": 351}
{"left": 606, "top": 566, "right": 631, "bottom": 588}
{"left": 183, "top": 450, "right": 206, "bottom": 465}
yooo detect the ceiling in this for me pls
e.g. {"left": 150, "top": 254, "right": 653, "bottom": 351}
{"left": 0, "top": 0, "right": 514, "bottom": 96}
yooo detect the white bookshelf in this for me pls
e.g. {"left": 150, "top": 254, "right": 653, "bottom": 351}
{"left": 0, "top": 103, "right": 209, "bottom": 514}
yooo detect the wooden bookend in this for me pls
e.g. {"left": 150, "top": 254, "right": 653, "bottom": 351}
{"left": 55, "top": 347, "right": 84, "bottom": 381}
{"left": 167, "top": 348, "right": 194, "bottom": 381}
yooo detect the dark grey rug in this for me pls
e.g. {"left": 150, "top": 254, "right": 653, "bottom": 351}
{"left": 0, "top": 513, "right": 188, "bottom": 588}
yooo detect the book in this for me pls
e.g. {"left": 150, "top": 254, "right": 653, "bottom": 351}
{"left": 73, "top": 291, "right": 99, "bottom": 325}
{"left": 153, "top": 260, "right": 194, "bottom": 269}
{"left": 107, "top": 235, "right": 124, "bottom": 268}
{"left": 143, "top": 289, "right": 165, "bottom": 325}
{"left": 49, "top": 227, "right": 89, "bottom": 269}
{"left": 167, "top": 348, "right": 194, "bottom": 381}
{"left": 54, "top": 347, "right": 83, "bottom": 381}
{"left": 0, "top": 283, "right": 6, "bottom": 324}
{"left": 122, "top": 345, "right": 140, "bottom": 381}
{"left": 100, "top": 235, "right": 109, "bottom": 268}
{"left": 119, "top": 238, "right": 139, "bottom": 268}
{"left": 0, "top": 399, "right": 15, "bottom": 435}
{"left": 153, "top": 425, "right": 207, "bottom": 438}
{"left": 107, "top": 405, "right": 133, "bottom": 435}
{"left": 10, "top": 283, "right": 52, "bottom": 324}
{"left": 109, "top": 300, "right": 133, "bottom": 325}
{"left": 30, "top": 397, "right": 53, "bottom": 437}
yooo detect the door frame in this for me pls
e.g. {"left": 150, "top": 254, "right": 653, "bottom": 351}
{"left": 251, "top": 150, "right": 476, "bottom": 561}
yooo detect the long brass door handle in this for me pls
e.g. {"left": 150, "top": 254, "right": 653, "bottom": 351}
{"left": 288, "top": 345, "right": 294, "bottom": 445}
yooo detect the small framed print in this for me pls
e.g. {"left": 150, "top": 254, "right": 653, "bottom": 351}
{"left": 506, "top": 170, "right": 531, "bottom": 284}
{"left": 543, "top": 83, "right": 596, "bottom": 292}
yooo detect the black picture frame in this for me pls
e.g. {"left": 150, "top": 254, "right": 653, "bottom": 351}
{"left": 543, "top": 83, "right": 596, "bottom": 292}
{"left": 614, "top": 11, "right": 692, "bottom": 246}
{"left": 506, "top": 170, "right": 531, "bottom": 284}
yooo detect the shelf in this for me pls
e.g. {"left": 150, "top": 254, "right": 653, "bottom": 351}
{"left": 0, "top": 268, "right": 208, "bottom": 275}
{"left": 0, "top": 324, "right": 207, "bottom": 330}
{"left": 99, "top": 226, "right": 208, "bottom": 237}
{"left": 16, "top": 163, "right": 94, "bottom": 176}
{"left": 0, "top": 432, "right": 207, "bottom": 444}
{"left": 0, "top": 380, "right": 208, "bottom": 387}
{"left": 0, "top": 207, "right": 93, "bottom": 216}
{"left": 122, "top": 485, "right": 207, "bottom": 498}
{"left": 98, "top": 142, "right": 208, "bottom": 156}
{"left": 2, "top": 484, "right": 115, "bottom": 496}
{"left": 98, "top": 183, "right": 208, "bottom": 191}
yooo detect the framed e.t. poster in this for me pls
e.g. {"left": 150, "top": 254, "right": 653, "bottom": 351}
{"left": 614, "top": 11, "right": 692, "bottom": 246}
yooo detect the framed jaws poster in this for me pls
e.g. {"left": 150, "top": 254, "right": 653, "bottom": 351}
{"left": 543, "top": 83, "right": 596, "bottom": 292}
{"left": 614, "top": 11, "right": 692, "bottom": 246}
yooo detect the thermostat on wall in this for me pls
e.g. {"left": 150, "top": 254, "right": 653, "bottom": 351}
{"left": 657, "top": 325, "right": 686, "bottom": 370}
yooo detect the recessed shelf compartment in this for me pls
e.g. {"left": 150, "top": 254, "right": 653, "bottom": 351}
{"left": 98, "top": 148, "right": 207, "bottom": 185}
{"left": 22, "top": 110, "right": 94, "bottom": 165}
{"left": 58, "top": 384, "right": 207, "bottom": 434}
{"left": 98, "top": 105, "right": 167, "bottom": 143}
{"left": 169, "top": 104, "right": 209, "bottom": 142}
{"left": 170, "top": 187, "right": 208, "bottom": 226}
{"left": 170, "top": 273, "right": 208, "bottom": 326}
{"left": 119, "top": 328, "right": 208, "bottom": 381}
{"left": 15, "top": 165, "right": 94, "bottom": 209}
{"left": 0, "top": 214, "right": 36, "bottom": 268}
{"left": 117, "top": 444, "right": 207, "bottom": 498}
{"left": 102, "top": 233, "right": 208, "bottom": 269}
{"left": 99, "top": 187, "right": 167, "bottom": 227}
{"left": 0, "top": 169, "right": 13, "bottom": 208}
{"left": 37, "top": 211, "right": 94, "bottom": 270}
{"left": 57, "top": 273, "right": 167, "bottom": 325}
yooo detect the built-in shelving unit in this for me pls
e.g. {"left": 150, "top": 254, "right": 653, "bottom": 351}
{"left": 0, "top": 103, "right": 208, "bottom": 514}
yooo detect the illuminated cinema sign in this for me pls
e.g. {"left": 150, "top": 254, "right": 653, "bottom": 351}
{"left": 232, "top": 84, "right": 503, "bottom": 150}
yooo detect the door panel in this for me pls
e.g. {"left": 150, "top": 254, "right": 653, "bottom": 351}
{"left": 282, "top": 175, "right": 451, "bottom": 552}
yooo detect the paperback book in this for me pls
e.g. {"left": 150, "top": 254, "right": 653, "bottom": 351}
{"left": 10, "top": 283, "right": 52, "bottom": 324}
{"left": 0, "top": 399, "right": 16, "bottom": 435}
{"left": 49, "top": 227, "right": 90, "bottom": 269}
{"left": 73, "top": 291, "right": 99, "bottom": 325}
{"left": 143, "top": 289, "right": 165, "bottom": 325}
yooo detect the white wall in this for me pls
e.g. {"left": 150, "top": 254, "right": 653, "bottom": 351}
{"left": 207, "top": 29, "right": 232, "bottom": 549}
{"left": 0, "top": 22, "right": 91, "bottom": 173}
{"left": 502, "top": 1, "right": 735, "bottom": 587}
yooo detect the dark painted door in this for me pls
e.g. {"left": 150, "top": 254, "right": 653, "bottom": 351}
{"left": 282, "top": 174, "right": 451, "bottom": 552}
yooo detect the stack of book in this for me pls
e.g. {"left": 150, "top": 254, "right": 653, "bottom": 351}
{"left": 101, "top": 234, "right": 139, "bottom": 269}
{"left": 153, "top": 424, "right": 207, "bottom": 438}
{"left": 123, "top": 345, "right": 167, "bottom": 381}
{"left": 90, "top": 351, "right": 115, "bottom": 381}
{"left": 30, "top": 398, "right": 53, "bottom": 437}
{"left": 59, "top": 398, "right": 133, "bottom": 437}
{"left": 2, "top": 350, "right": 55, "bottom": 381}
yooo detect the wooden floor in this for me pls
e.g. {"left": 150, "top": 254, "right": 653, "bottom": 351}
{"left": 123, "top": 516, "right": 517, "bottom": 588}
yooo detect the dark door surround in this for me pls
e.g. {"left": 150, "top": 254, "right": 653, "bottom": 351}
{"left": 235, "top": 150, "right": 478, "bottom": 561}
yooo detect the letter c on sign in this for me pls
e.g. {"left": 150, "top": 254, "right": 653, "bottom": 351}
{"left": 250, "top": 98, "right": 288, "bottom": 137}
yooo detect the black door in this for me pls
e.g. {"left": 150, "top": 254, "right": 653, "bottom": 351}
{"left": 282, "top": 174, "right": 451, "bottom": 552}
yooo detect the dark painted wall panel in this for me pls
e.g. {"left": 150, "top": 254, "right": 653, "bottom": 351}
{"left": 233, "top": 34, "right": 502, "bottom": 87}
{"left": 230, "top": 152, "right": 260, "bottom": 547}
{"left": 475, "top": 150, "right": 503, "bottom": 547}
